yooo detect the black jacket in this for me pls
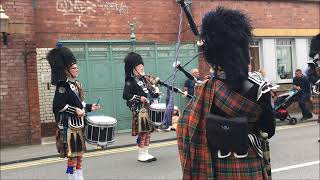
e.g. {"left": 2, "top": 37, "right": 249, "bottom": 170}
{"left": 123, "top": 76, "right": 158, "bottom": 111}
{"left": 53, "top": 80, "right": 92, "bottom": 124}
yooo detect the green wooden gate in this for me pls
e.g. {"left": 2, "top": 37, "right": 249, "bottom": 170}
{"left": 60, "top": 40, "right": 198, "bottom": 132}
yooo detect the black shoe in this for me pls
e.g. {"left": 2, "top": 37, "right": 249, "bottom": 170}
{"left": 138, "top": 159, "right": 153, "bottom": 163}
{"left": 300, "top": 117, "right": 307, "bottom": 121}
{"left": 300, "top": 116, "right": 312, "bottom": 121}
{"left": 149, "top": 157, "right": 157, "bottom": 161}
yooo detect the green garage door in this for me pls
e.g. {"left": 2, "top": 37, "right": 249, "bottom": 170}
{"left": 61, "top": 41, "right": 198, "bottom": 132}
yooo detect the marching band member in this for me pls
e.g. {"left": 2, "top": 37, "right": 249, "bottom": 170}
{"left": 177, "top": 7, "right": 275, "bottom": 179}
{"left": 47, "top": 46, "right": 100, "bottom": 180}
{"left": 122, "top": 52, "right": 159, "bottom": 162}
{"left": 308, "top": 33, "right": 320, "bottom": 142}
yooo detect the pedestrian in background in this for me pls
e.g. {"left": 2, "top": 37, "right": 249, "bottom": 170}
{"left": 183, "top": 68, "right": 200, "bottom": 97}
{"left": 293, "top": 69, "right": 313, "bottom": 120}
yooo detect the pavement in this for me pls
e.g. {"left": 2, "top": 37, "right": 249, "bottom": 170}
{"left": 0, "top": 112, "right": 318, "bottom": 166}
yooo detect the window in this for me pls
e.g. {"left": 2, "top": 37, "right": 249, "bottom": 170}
{"left": 249, "top": 39, "right": 261, "bottom": 72}
{"left": 276, "top": 39, "right": 294, "bottom": 80}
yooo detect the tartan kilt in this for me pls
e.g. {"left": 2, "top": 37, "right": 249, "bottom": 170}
{"left": 215, "top": 146, "right": 270, "bottom": 180}
{"left": 131, "top": 111, "right": 154, "bottom": 136}
{"left": 312, "top": 93, "right": 319, "bottom": 114}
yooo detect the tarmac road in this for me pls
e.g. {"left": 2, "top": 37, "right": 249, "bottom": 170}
{"left": 1, "top": 121, "right": 319, "bottom": 180}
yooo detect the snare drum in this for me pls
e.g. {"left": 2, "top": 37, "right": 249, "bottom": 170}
{"left": 149, "top": 103, "right": 179, "bottom": 126}
{"left": 85, "top": 116, "right": 117, "bottom": 147}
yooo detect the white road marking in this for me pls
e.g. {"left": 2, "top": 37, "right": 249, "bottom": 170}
{"left": 272, "top": 161, "right": 320, "bottom": 173}
{"left": 275, "top": 122, "right": 317, "bottom": 131}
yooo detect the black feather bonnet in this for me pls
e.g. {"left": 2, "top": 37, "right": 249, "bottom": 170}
{"left": 200, "top": 7, "right": 253, "bottom": 90}
{"left": 124, "top": 52, "right": 144, "bottom": 80}
{"left": 47, "top": 46, "right": 77, "bottom": 85}
{"left": 309, "top": 33, "right": 320, "bottom": 66}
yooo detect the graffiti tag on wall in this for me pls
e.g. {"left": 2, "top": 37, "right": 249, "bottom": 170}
{"left": 56, "top": 0, "right": 129, "bottom": 27}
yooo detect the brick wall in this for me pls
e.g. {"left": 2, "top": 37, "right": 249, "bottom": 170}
{"left": 192, "top": 0, "right": 320, "bottom": 29}
{"left": 1, "top": 0, "right": 319, "bottom": 146}
{"left": 36, "top": 48, "right": 57, "bottom": 137}
{"left": 35, "top": 0, "right": 184, "bottom": 47}
{"left": 35, "top": 0, "right": 320, "bottom": 48}
{"left": 0, "top": 1, "right": 41, "bottom": 146}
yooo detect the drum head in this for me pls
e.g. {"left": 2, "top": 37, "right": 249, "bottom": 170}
{"left": 87, "top": 116, "right": 117, "bottom": 125}
{"left": 149, "top": 103, "right": 179, "bottom": 111}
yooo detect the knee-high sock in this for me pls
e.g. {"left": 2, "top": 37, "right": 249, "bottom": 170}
{"left": 144, "top": 133, "right": 151, "bottom": 146}
{"left": 137, "top": 132, "right": 147, "bottom": 148}
{"left": 66, "top": 158, "right": 76, "bottom": 174}
{"left": 76, "top": 156, "right": 83, "bottom": 170}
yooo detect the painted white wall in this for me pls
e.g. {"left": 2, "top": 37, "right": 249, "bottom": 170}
{"left": 295, "top": 38, "right": 309, "bottom": 74}
{"left": 261, "top": 39, "right": 277, "bottom": 82}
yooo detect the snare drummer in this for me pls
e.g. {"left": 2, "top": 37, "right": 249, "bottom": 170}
{"left": 47, "top": 45, "right": 100, "bottom": 180}
{"left": 123, "top": 52, "right": 159, "bottom": 162}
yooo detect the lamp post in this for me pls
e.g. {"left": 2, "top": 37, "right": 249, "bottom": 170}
{"left": 0, "top": 5, "right": 10, "bottom": 45}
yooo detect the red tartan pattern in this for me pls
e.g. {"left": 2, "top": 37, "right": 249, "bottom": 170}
{"left": 76, "top": 156, "right": 83, "bottom": 170}
{"left": 214, "top": 80, "right": 262, "bottom": 118}
{"left": 215, "top": 147, "right": 268, "bottom": 180}
{"left": 177, "top": 79, "right": 270, "bottom": 180}
{"left": 177, "top": 79, "right": 214, "bottom": 180}
{"left": 312, "top": 93, "right": 319, "bottom": 114}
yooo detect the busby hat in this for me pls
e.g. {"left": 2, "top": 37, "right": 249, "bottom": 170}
{"left": 200, "top": 7, "right": 253, "bottom": 90}
{"left": 309, "top": 34, "right": 320, "bottom": 59}
{"left": 309, "top": 34, "right": 320, "bottom": 66}
{"left": 47, "top": 46, "right": 77, "bottom": 85}
{"left": 124, "top": 52, "right": 144, "bottom": 80}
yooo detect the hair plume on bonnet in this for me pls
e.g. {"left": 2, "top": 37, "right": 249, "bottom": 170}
{"left": 309, "top": 34, "right": 320, "bottom": 58}
{"left": 201, "top": 6, "right": 253, "bottom": 90}
{"left": 47, "top": 47, "right": 77, "bottom": 85}
{"left": 124, "top": 52, "right": 144, "bottom": 80}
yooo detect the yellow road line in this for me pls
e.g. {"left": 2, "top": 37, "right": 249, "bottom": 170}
{"left": 0, "top": 140, "right": 177, "bottom": 171}
{"left": 1, "top": 122, "right": 317, "bottom": 171}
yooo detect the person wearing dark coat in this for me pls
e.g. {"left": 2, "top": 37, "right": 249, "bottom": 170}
{"left": 47, "top": 46, "right": 100, "bottom": 180}
{"left": 122, "top": 52, "right": 159, "bottom": 162}
{"left": 177, "top": 7, "right": 275, "bottom": 179}
{"left": 293, "top": 69, "right": 313, "bottom": 120}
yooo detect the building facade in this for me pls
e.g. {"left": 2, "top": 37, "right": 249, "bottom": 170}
{"left": 0, "top": 0, "right": 319, "bottom": 146}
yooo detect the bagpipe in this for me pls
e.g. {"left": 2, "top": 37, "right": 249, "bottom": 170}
{"left": 139, "top": 0, "right": 203, "bottom": 129}
{"left": 142, "top": 74, "right": 193, "bottom": 99}
{"left": 176, "top": 0, "right": 204, "bottom": 46}
{"left": 148, "top": 0, "right": 203, "bottom": 100}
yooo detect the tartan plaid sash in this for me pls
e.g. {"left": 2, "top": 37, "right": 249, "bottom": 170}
{"left": 213, "top": 79, "right": 262, "bottom": 118}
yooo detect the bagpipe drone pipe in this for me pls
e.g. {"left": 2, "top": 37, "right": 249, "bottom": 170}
{"left": 148, "top": 0, "right": 203, "bottom": 129}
